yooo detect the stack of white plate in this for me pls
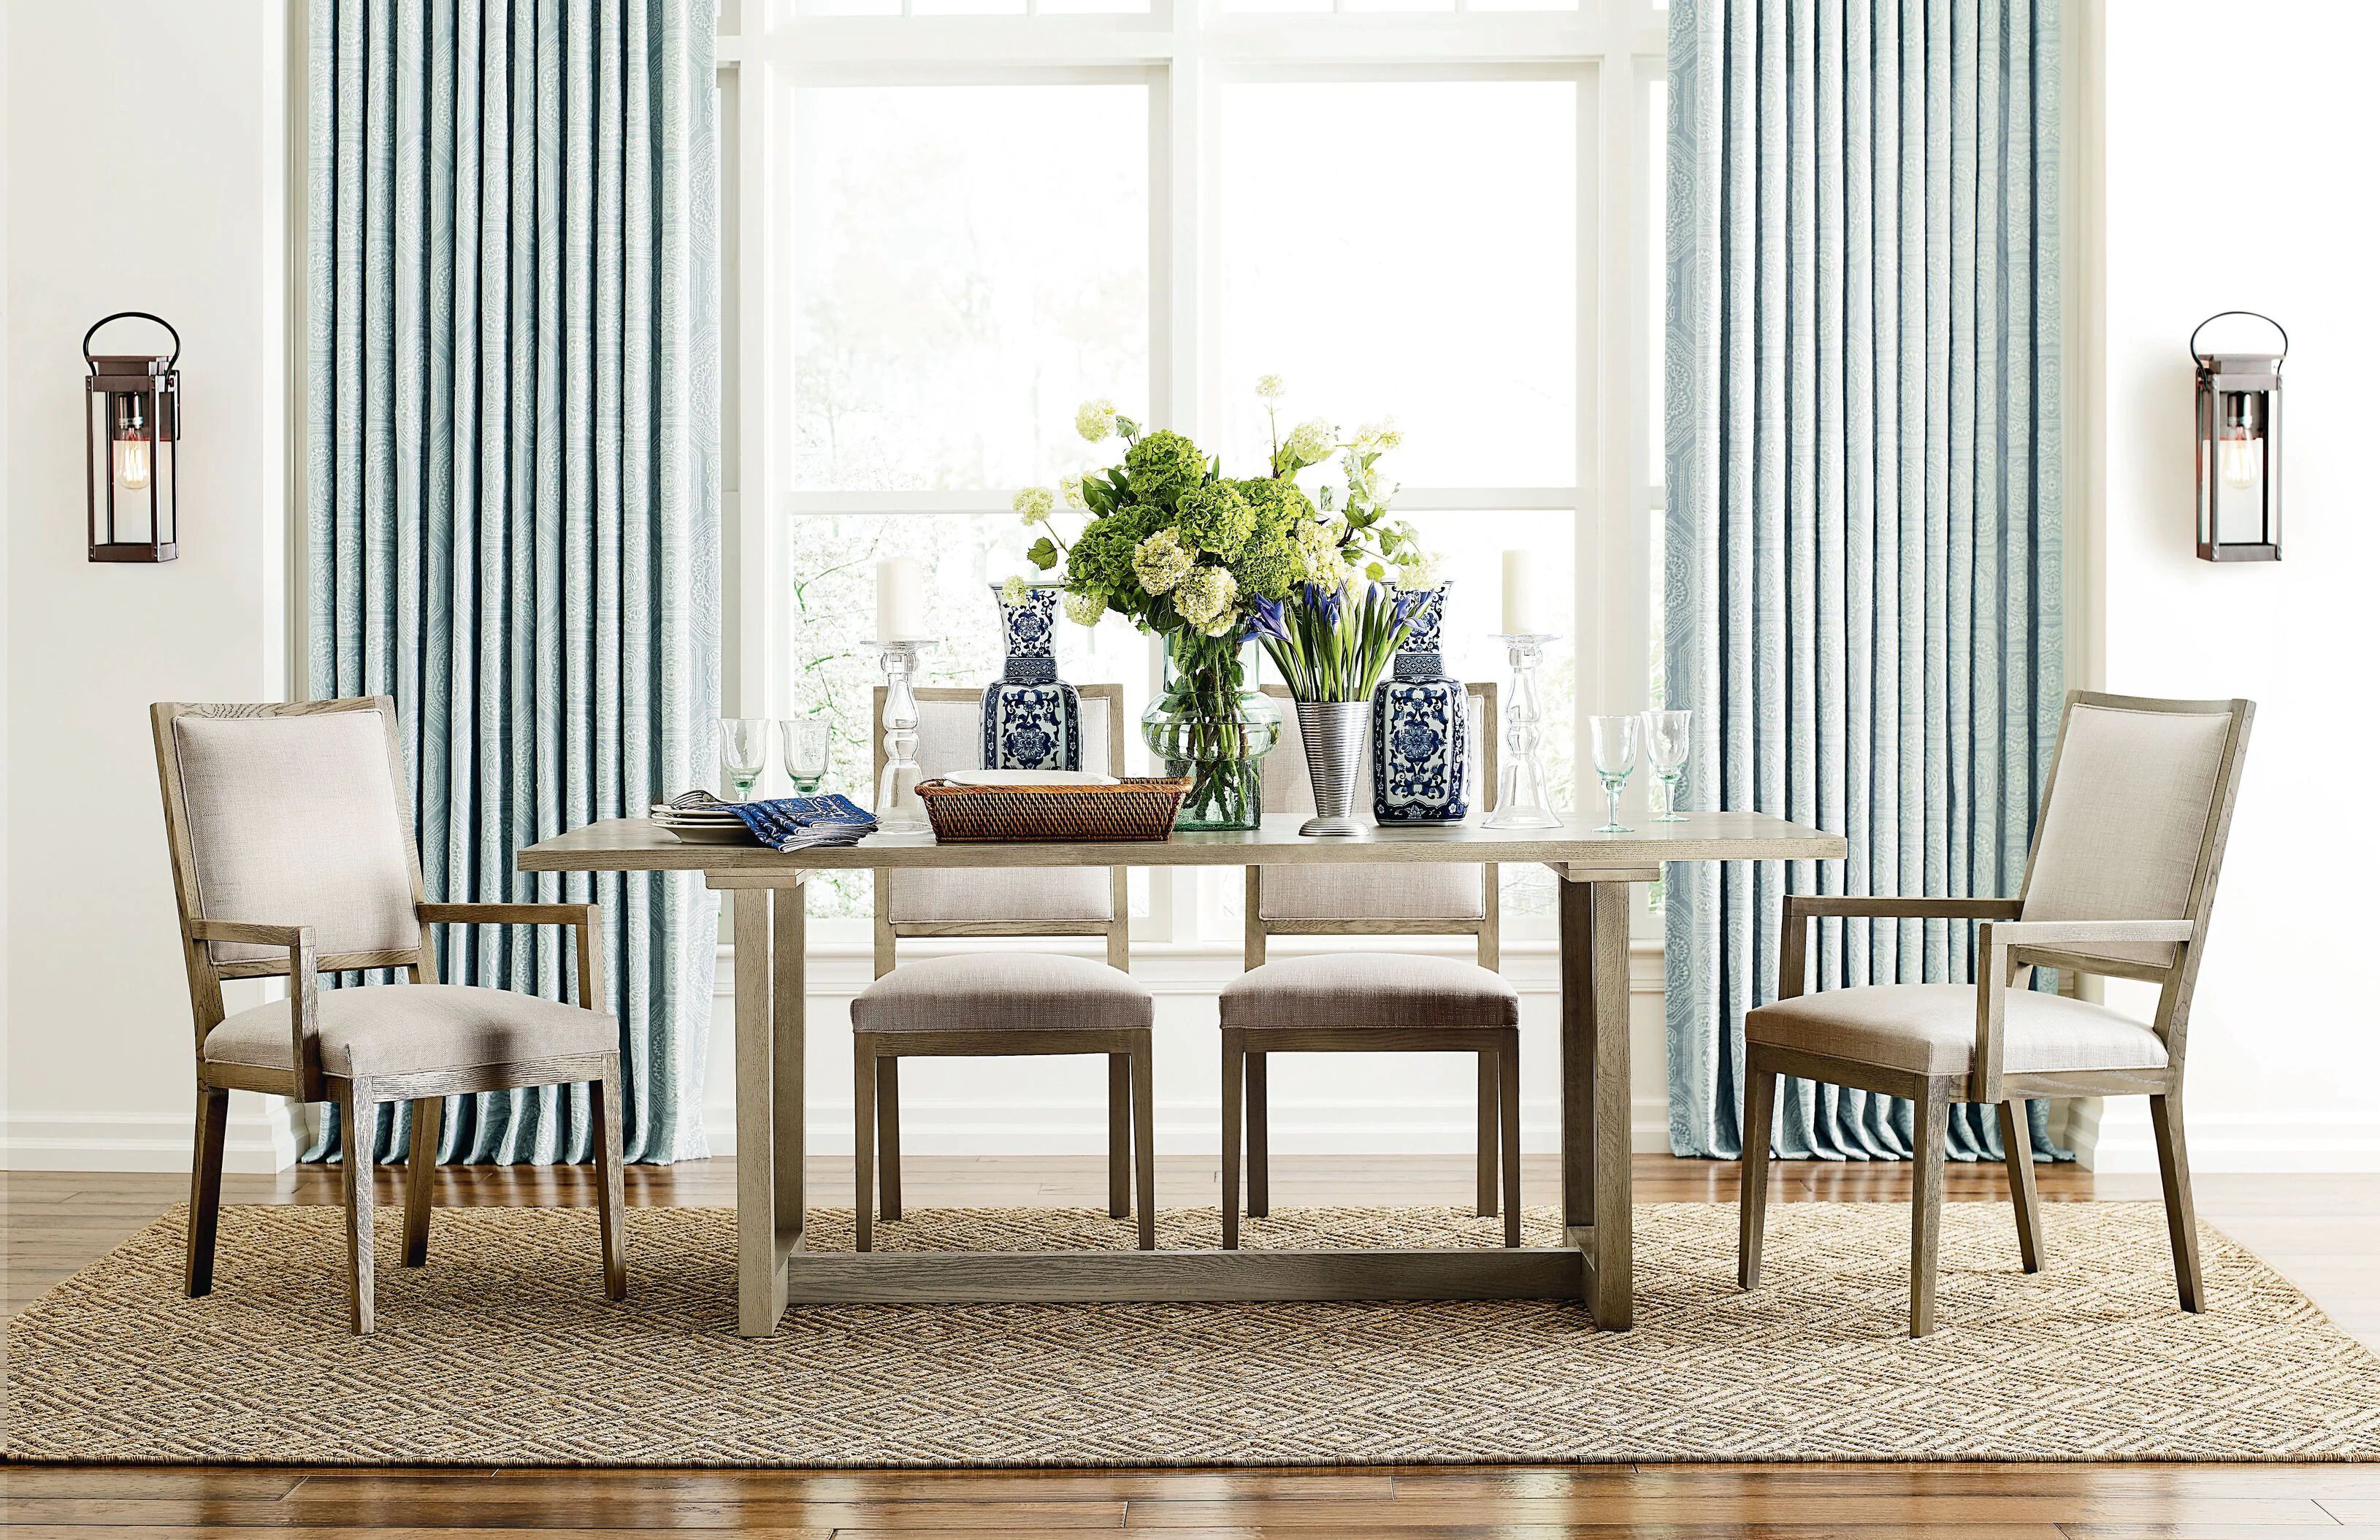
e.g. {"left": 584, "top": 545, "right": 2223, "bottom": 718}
{"left": 648, "top": 800, "right": 756, "bottom": 844}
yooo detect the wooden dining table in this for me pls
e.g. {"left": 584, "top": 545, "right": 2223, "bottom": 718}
{"left": 521, "top": 811, "right": 1841, "bottom": 1337}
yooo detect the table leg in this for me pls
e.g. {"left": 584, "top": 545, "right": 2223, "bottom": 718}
{"left": 1558, "top": 870, "right": 1640, "bottom": 1331}
{"left": 773, "top": 879, "right": 808, "bottom": 1257}
{"left": 730, "top": 885, "right": 785, "bottom": 1337}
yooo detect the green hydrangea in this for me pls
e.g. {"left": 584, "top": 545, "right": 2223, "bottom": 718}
{"left": 1125, "top": 430, "right": 1207, "bottom": 508}
{"left": 1065, "top": 505, "right": 1162, "bottom": 600}
{"left": 1233, "top": 518, "right": 1298, "bottom": 602}
{"left": 1176, "top": 483, "right": 1256, "bottom": 560}
{"left": 1233, "top": 476, "right": 1315, "bottom": 535}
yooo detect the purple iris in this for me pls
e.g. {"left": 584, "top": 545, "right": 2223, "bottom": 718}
{"left": 1300, "top": 581, "right": 1345, "bottom": 625}
{"left": 1248, "top": 594, "right": 1292, "bottom": 644}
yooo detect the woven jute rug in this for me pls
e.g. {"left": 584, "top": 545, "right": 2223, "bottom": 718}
{"left": 9, "top": 1200, "right": 2378, "bottom": 1466}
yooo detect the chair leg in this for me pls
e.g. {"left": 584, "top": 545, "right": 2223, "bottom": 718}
{"left": 854, "top": 1049, "right": 876, "bottom": 1254}
{"left": 1108, "top": 1052, "right": 1132, "bottom": 1220}
{"left": 1737, "top": 1064, "right": 1777, "bottom": 1290}
{"left": 337, "top": 1082, "right": 377, "bottom": 1335}
{"left": 1910, "top": 1078, "right": 1951, "bottom": 1338}
{"left": 185, "top": 1085, "right": 230, "bottom": 1297}
{"left": 2149, "top": 1093, "right": 2205, "bottom": 1312}
{"left": 1221, "top": 1030, "right": 1245, "bottom": 1251}
{"left": 402, "top": 1095, "right": 443, "bottom": 1268}
{"left": 1476, "top": 1051, "right": 1499, "bottom": 1219}
{"left": 1245, "top": 1051, "right": 1270, "bottom": 1218}
{"left": 592, "top": 1065, "right": 627, "bottom": 1300}
{"left": 1497, "top": 1033, "right": 1521, "bottom": 1249}
{"left": 876, "top": 1056, "right": 903, "bottom": 1222}
{"left": 1997, "top": 1097, "right": 2043, "bottom": 1274}
{"left": 1131, "top": 1044, "right": 1158, "bottom": 1252}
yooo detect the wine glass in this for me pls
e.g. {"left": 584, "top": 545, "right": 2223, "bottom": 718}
{"left": 1643, "top": 709, "right": 1691, "bottom": 822}
{"left": 1588, "top": 714, "right": 1638, "bottom": 833}
{"left": 780, "top": 717, "right": 831, "bottom": 797}
{"left": 720, "top": 718, "right": 770, "bottom": 802}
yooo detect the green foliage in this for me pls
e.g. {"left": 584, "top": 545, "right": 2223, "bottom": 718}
{"left": 1124, "top": 430, "right": 1209, "bottom": 509}
{"left": 1026, "top": 535, "right": 1060, "bottom": 571}
{"left": 1175, "top": 483, "right": 1257, "bottom": 560}
{"left": 1065, "top": 505, "right": 1163, "bottom": 599}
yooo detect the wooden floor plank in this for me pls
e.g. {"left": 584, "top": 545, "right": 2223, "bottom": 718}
{"left": 1115, "top": 1498, "right": 2342, "bottom": 1530}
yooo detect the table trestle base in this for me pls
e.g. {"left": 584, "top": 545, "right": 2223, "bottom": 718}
{"left": 773, "top": 1244, "right": 1585, "bottom": 1306}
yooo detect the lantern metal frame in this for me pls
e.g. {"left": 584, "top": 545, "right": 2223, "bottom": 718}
{"left": 83, "top": 310, "right": 181, "bottom": 564}
{"left": 2190, "top": 310, "right": 2284, "bottom": 564}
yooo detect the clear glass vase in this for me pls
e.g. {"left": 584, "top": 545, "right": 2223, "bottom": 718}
{"left": 1139, "top": 632, "right": 1281, "bottom": 832}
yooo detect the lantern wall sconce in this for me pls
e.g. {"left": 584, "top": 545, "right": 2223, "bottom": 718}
{"left": 83, "top": 310, "right": 180, "bottom": 564}
{"left": 2191, "top": 310, "right": 2284, "bottom": 563}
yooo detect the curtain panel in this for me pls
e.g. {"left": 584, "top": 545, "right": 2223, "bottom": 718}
{"left": 305, "top": 0, "right": 721, "bottom": 1163}
{"left": 1664, "top": 0, "right": 2065, "bottom": 1162}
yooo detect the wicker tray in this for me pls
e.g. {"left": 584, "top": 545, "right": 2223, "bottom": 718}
{"left": 914, "top": 777, "right": 1191, "bottom": 843}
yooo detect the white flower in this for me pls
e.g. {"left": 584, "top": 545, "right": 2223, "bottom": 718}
{"left": 1173, "top": 565, "right": 1238, "bottom": 629}
{"left": 1014, "top": 486, "right": 1055, "bottom": 525}
{"left": 1397, "top": 550, "right": 1442, "bottom": 590}
{"left": 1132, "top": 528, "right": 1195, "bottom": 595}
{"left": 1255, "top": 374, "right": 1286, "bottom": 402}
{"left": 1076, "top": 399, "right": 1117, "bottom": 443}
{"left": 1065, "top": 589, "right": 1108, "bottom": 627}
{"left": 1356, "top": 417, "right": 1403, "bottom": 451}
{"left": 1284, "top": 418, "right": 1336, "bottom": 466}
{"left": 1060, "top": 474, "right": 1087, "bottom": 510}
{"left": 1198, "top": 607, "right": 1242, "bottom": 638}
{"left": 999, "top": 575, "right": 1030, "bottom": 607}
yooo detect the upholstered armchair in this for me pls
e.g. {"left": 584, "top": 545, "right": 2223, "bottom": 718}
{"left": 1737, "top": 691, "right": 2253, "bottom": 1336}
{"left": 151, "top": 697, "right": 624, "bottom": 1333}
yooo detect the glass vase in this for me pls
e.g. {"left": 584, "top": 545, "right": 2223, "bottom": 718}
{"left": 1139, "top": 632, "right": 1281, "bottom": 832}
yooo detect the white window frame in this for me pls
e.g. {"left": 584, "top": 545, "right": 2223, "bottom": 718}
{"left": 719, "top": 0, "right": 1667, "bottom": 949}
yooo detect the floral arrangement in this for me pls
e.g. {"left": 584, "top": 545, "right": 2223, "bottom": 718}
{"left": 1009, "top": 378, "right": 1439, "bottom": 826}
{"left": 1252, "top": 582, "right": 1426, "bottom": 705}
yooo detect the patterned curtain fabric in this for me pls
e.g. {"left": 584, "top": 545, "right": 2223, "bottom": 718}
{"left": 1663, "top": 0, "right": 2066, "bottom": 1162}
{"left": 305, "top": 0, "right": 720, "bottom": 1163}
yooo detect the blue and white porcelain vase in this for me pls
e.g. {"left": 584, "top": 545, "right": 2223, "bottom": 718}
{"left": 1371, "top": 581, "right": 1469, "bottom": 824}
{"left": 981, "top": 583, "right": 1082, "bottom": 772}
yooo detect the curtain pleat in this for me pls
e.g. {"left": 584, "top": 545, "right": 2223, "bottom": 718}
{"left": 1664, "top": 0, "right": 2065, "bottom": 1162}
{"left": 305, "top": 0, "right": 720, "bottom": 1164}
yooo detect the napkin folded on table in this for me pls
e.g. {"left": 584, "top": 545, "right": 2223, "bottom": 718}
{"left": 665, "top": 789, "right": 877, "bottom": 852}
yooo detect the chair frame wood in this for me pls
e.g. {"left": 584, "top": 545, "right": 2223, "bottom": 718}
{"left": 1737, "top": 689, "right": 2254, "bottom": 1336}
{"left": 859, "top": 683, "right": 1152, "bottom": 1249}
{"left": 1228, "top": 681, "right": 1518, "bottom": 1249}
{"left": 151, "top": 696, "right": 626, "bottom": 1334}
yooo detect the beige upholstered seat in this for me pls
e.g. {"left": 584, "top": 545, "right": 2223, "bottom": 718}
{"left": 1222, "top": 953, "right": 1518, "bottom": 1030}
{"left": 206, "top": 984, "right": 617, "bottom": 1079}
{"left": 1746, "top": 984, "right": 2167, "bottom": 1079}
{"left": 1737, "top": 692, "right": 2254, "bottom": 1338}
{"left": 852, "top": 952, "right": 1153, "bottom": 1035}
{"left": 153, "top": 697, "right": 626, "bottom": 1335}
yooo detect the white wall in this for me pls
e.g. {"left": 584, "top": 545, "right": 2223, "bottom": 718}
{"left": 2067, "top": 0, "right": 2380, "bottom": 1171}
{"left": 1, "top": 1, "right": 298, "bottom": 1171}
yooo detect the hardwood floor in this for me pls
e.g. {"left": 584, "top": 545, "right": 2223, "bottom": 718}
{"left": 6, "top": 1154, "right": 2377, "bottom": 1537}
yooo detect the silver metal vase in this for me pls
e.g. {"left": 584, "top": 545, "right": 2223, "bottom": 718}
{"left": 1295, "top": 700, "right": 1369, "bottom": 838}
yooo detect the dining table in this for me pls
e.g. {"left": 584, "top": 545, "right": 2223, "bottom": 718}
{"left": 519, "top": 810, "right": 1843, "bottom": 1337}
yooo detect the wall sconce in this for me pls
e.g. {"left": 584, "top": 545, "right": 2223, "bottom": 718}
{"left": 83, "top": 311, "right": 180, "bottom": 564}
{"left": 2192, "top": 310, "right": 2284, "bottom": 563}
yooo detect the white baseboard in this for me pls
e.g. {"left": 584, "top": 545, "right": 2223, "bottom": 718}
{"left": 2067, "top": 1098, "right": 2380, "bottom": 1174}
{"left": 1, "top": 1096, "right": 304, "bottom": 1174}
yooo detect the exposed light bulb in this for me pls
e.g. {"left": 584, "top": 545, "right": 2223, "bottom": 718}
{"left": 114, "top": 435, "right": 152, "bottom": 492}
{"left": 2216, "top": 427, "right": 2260, "bottom": 491}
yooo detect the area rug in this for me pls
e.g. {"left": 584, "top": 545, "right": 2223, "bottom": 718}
{"left": 9, "top": 1201, "right": 2379, "bottom": 1466}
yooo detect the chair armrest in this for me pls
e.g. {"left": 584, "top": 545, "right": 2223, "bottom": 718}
{"left": 1968, "top": 919, "right": 2194, "bottom": 1100}
{"left": 1777, "top": 895, "right": 2026, "bottom": 999}
{"left": 188, "top": 922, "right": 323, "bottom": 1102}
{"left": 416, "top": 902, "right": 606, "bottom": 1011}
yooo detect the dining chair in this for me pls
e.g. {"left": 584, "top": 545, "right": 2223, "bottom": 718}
{"left": 1737, "top": 690, "right": 2254, "bottom": 1336}
{"left": 854, "top": 683, "right": 1155, "bottom": 1251}
{"left": 150, "top": 697, "right": 624, "bottom": 1334}
{"left": 1220, "top": 681, "right": 1516, "bottom": 1248}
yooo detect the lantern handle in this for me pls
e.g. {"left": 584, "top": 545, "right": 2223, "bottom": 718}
{"left": 2189, "top": 310, "right": 2287, "bottom": 367}
{"left": 81, "top": 311, "right": 180, "bottom": 376}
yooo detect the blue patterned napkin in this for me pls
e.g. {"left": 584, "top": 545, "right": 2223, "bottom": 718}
{"left": 727, "top": 793, "right": 877, "bottom": 852}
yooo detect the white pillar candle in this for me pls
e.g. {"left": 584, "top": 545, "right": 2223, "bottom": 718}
{"left": 1499, "top": 549, "right": 1537, "bottom": 635}
{"left": 875, "top": 556, "right": 925, "bottom": 641}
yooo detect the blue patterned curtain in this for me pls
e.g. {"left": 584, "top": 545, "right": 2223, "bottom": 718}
{"left": 305, "top": 0, "right": 720, "bottom": 1163}
{"left": 1664, "top": 0, "right": 2066, "bottom": 1162}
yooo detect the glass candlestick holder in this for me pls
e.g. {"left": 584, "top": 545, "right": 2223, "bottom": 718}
{"left": 873, "top": 637, "right": 935, "bottom": 834}
{"left": 1482, "top": 632, "right": 1563, "bottom": 830}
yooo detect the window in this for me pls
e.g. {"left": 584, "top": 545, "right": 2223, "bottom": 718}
{"left": 723, "top": 0, "right": 1669, "bottom": 944}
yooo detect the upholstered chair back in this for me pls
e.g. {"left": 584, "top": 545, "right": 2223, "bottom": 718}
{"left": 2019, "top": 695, "right": 2251, "bottom": 973}
{"left": 1254, "top": 683, "right": 1493, "bottom": 925}
{"left": 160, "top": 701, "right": 424, "bottom": 966}
{"left": 879, "top": 686, "right": 1120, "bottom": 929}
